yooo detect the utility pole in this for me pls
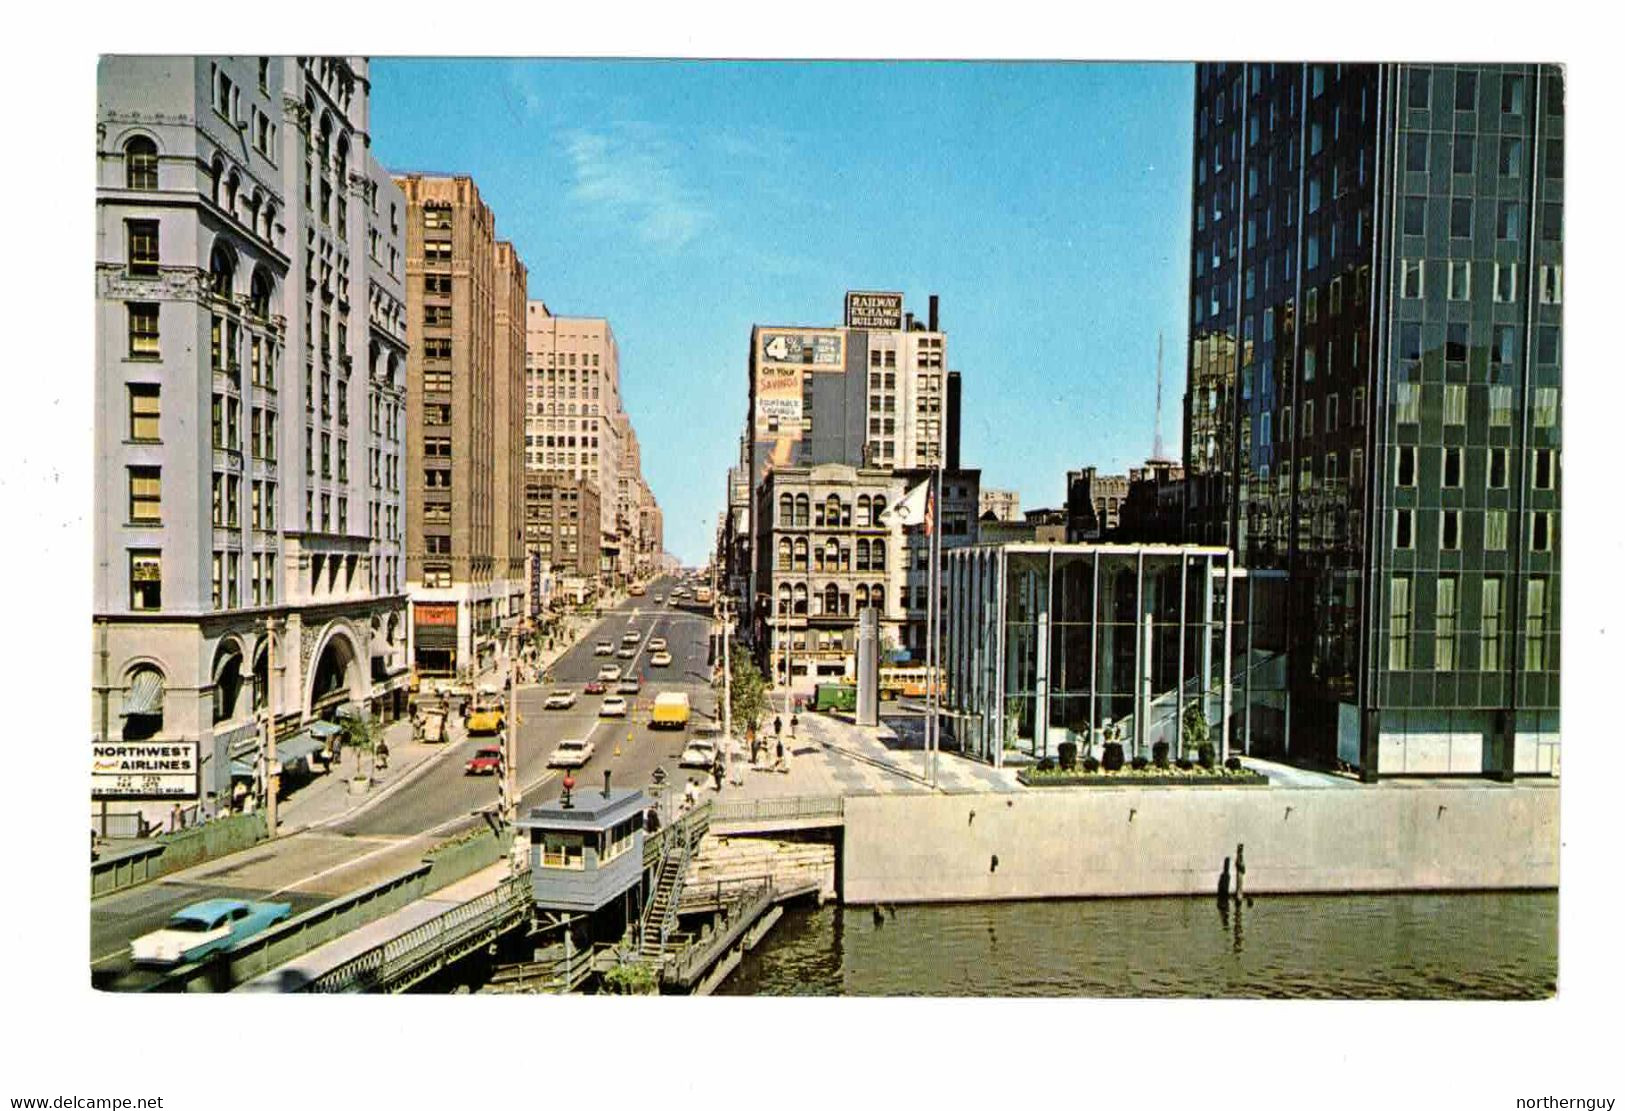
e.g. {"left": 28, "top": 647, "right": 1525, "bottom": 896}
{"left": 503, "top": 619, "right": 519, "bottom": 827}
{"left": 720, "top": 597, "right": 733, "bottom": 754}
{"left": 263, "top": 614, "right": 279, "bottom": 835}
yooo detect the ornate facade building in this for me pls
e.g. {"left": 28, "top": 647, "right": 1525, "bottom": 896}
{"left": 94, "top": 56, "right": 409, "bottom": 826}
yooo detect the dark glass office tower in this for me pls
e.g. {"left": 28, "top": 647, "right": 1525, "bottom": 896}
{"left": 1183, "top": 63, "right": 1562, "bottom": 779}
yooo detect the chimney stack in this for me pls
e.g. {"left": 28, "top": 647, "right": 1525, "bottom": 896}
{"left": 904, "top": 311, "right": 914, "bottom": 331}
{"left": 602, "top": 769, "right": 612, "bottom": 798}
{"left": 928, "top": 294, "right": 939, "bottom": 332}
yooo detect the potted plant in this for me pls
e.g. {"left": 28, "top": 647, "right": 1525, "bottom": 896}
{"left": 1057, "top": 739, "right": 1079, "bottom": 772}
{"left": 1101, "top": 720, "right": 1125, "bottom": 772}
{"left": 1152, "top": 739, "right": 1170, "bottom": 769}
{"left": 1181, "top": 703, "right": 1210, "bottom": 767}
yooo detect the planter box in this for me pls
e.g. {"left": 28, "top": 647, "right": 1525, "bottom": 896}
{"left": 1017, "top": 768, "right": 1271, "bottom": 788}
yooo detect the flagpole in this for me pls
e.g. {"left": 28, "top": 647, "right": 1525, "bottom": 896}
{"left": 928, "top": 465, "right": 941, "bottom": 788}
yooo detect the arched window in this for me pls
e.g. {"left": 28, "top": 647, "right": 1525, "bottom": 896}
{"left": 316, "top": 113, "right": 332, "bottom": 164}
{"left": 793, "top": 494, "right": 809, "bottom": 527}
{"left": 872, "top": 495, "right": 887, "bottom": 523}
{"left": 210, "top": 242, "right": 236, "bottom": 298}
{"left": 777, "top": 537, "right": 792, "bottom": 571}
{"left": 777, "top": 584, "right": 792, "bottom": 615}
{"left": 212, "top": 643, "right": 244, "bottom": 725}
{"left": 224, "top": 170, "right": 240, "bottom": 218}
{"left": 825, "top": 538, "right": 840, "bottom": 569}
{"left": 793, "top": 538, "right": 808, "bottom": 569}
{"left": 872, "top": 542, "right": 886, "bottom": 571}
{"left": 779, "top": 493, "right": 793, "bottom": 526}
{"left": 793, "top": 583, "right": 808, "bottom": 615}
{"left": 124, "top": 136, "right": 158, "bottom": 190}
{"left": 824, "top": 583, "right": 841, "bottom": 616}
{"left": 825, "top": 494, "right": 841, "bottom": 526}
{"left": 854, "top": 584, "right": 869, "bottom": 610}
{"left": 856, "top": 496, "right": 871, "bottom": 527}
{"left": 262, "top": 202, "right": 276, "bottom": 240}
{"left": 869, "top": 584, "right": 884, "bottom": 615}
{"left": 210, "top": 154, "right": 225, "bottom": 207}
{"left": 120, "top": 664, "right": 166, "bottom": 741}
{"left": 249, "top": 268, "right": 273, "bottom": 319}
{"left": 855, "top": 538, "right": 870, "bottom": 571}
{"left": 247, "top": 190, "right": 262, "bottom": 236}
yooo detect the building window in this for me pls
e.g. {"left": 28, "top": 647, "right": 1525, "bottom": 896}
{"left": 1401, "top": 260, "right": 1424, "bottom": 299}
{"left": 1435, "top": 577, "right": 1458, "bottom": 671}
{"left": 1441, "top": 509, "right": 1461, "bottom": 551}
{"left": 1494, "top": 264, "right": 1518, "bottom": 303}
{"left": 1394, "top": 509, "right": 1414, "bottom": 550}
{"left": 129, "top": 550, "right": 161, "bottom": 610}
{"left": 1539, "top": 265, "right": 1563, "bottom": 305}
{"left": 211, "top": 551, "right": 223, "bottom": 609}
{"left": 1442, "top": 447, "right": 1463, "bottom": 488}
{"left": 1443, "top": 384, "right": 1467, "bottom": 426}
{"left": 1501, "top": 74, "right": 1525, "bottom": 115}
{"left": 1406, "top": 70, "right": 1430, "bottom": 109}
{"left": 1497, "top": 203, "right": 1521, "bottom": 243}
{"left": 1533, "top": 387, "right": 1558, "bottom": 427}
{"left": 1454, "top": 70, "right": 1477, "bottom": 111}
{"left": 1445, "top": 322, "right": 1469, "bottom": 363}
{"left": 126, "top": 220, "right": 159, "bottom": 276}
{"left": 1485, "top": 509, "right": 1508, "bottom": 551}
{"left": 1530, "top": 510, "right": 1552, "bottom": 552}
{"left": 1453, "top": 136, "right": 1475, "bottom": 175}
{"left": 1533, "top": 449, "right": 1555, "bottom": 490}
{"left": 1488, "top": 448, "right": 1508, "bottom": 489}
{"left": 127, "top": 466, "right": 160, "bottom": 524}
{"left": 1490, "top": 386, "right": 1514, "bottom": 427}
{"left": 127, "top": 303, "right": 159, "bottom": 358}
{"left": 1448, "top": 261, "right": 1470, "bottom": 301}
{"left": 1525, "top": 577, "right": 1548, "bottom": 671}
{"left": 1395, "top": 383, "right": 1421, "bottom": 424}
{"left": 127, "top": 384, "right": 159, "bottom": 442}
{"left": 124, "top": 136, "right": 159, "bottom": 190}
{"left": 1481, "top": 578, "right": 1503, "bottom": 671}
{"left": 1389, "top": 575, "right": 1412, "bottom": 670}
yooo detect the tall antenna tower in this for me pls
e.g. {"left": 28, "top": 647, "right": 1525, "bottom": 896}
{"left": 1152, "top": 332, "right": 1166, "bottom": 461}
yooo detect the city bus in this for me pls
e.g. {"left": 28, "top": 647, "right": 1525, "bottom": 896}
{"left": 880, "top": 666, "right": 943, "bottom": 701}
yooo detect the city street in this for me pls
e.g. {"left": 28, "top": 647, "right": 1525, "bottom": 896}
{"left": 90, "top": 575, "right": 720, "bottom": 986}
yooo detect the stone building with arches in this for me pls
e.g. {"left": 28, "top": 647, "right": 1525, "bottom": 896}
{"left": 94, "top": 57, "right": 409, "bottom": 826}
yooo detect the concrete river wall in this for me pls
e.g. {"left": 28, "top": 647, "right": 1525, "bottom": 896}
{"left": 841, "top": 783, "right": 1558, "bottom": 905}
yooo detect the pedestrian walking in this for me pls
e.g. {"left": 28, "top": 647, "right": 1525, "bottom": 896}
{"left": 790, "top": 711, "right": 799, "bottom": 737}
{"left": 712, "top": 757, "right": 725, "bottom": 792}
{"left": 168, "top": 803, "right": 182, "bottom": 833}
{"left": 776, "top": 737, "right": 785, "bottom": 764}
{"left": 774, "top": 715, "right": 783, "bottom": 738}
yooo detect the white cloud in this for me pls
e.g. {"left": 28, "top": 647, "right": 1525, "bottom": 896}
{"left": 562, "top": 125, "right": 709, "bottom": 250}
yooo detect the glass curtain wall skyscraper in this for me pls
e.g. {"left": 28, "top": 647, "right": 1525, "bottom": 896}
{"left": 1183, "top": 63, "right": 1562, "bottom": 779}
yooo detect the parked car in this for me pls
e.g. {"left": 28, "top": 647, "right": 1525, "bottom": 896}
{"left": 597, "top": 664, "right": 622, "bottom": 682}
{"left": 648, "top": 637, "right": 668, "bottom": 652}
{"left": 130, "top": 898, "right": 292, "bottom": 966}
{"left": 544, "top": 690, "right": 578, "bottom": 710}
{"left": 594, "top": 641, "right": 614, "bottom": 656}
{"left": 599, "top": 696, "right": 629, "bottom": 718}
{"left": 679, "top": 738, "right": 717, "bottom": 769}
{"left": 650, "top": 651, "right": 673, "bottom": 667}
{"left": 616, "top": 676, "right": 642, "bottom": 695}
{"left": 653, "top": 595, "right": 664, "bottom": 604}
{"left": 547, "top": 738, "right": 595, "bottom": 768}
{"left": 583, "top": 680, "right": 607, "bottom": 695}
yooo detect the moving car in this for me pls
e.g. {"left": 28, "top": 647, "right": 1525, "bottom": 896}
{"left": 621, "top": 630, "right": 641, "bottom": 644}
{"left": 650, "top": 651, "right": 673, "bottom": 667}
{"left": 465, "top": 746, "right": 503, "bottom": 775}
{"left": 598, "top": 696, "right": 628, "bottom": 718}
{"left": 650, "top": 691, "right": 691, "bottom": 729}
{"left": 679, "top": 737, "right": 717, "bottom": 769}
{"left": 653, "top": 595, "right": 663, "bottom": 604}
{"left": 648, "top": 637, "right": 668, "bottom": 652}
{"left": 583, "top": 680, "right": 607, "bottom": 695}
{"left": 130, "top": 898, "right": 292, "bottom": 966}
{"left": 547, "top": 738, "right": 595, "bottom": 768}
{"left": 467, "top": 708, "right": 504, "bottom": 735}
{"left": 595, "top": 641, "right": 614, "bottom": 656}
{"left": 616, "top": 645, "right": 636, "bottom": 659}
{"left": 597, "top": 664, "right": 622, "bottom": 682}
{"left": 544, "top": 690, "right": 578, "bottom": 710}
{"left": 616, "top": 676, "right": 642, "bottom": 695}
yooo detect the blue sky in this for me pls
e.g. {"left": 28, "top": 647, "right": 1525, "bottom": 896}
{"left": 369, "top": 60, "right": 1196, "bottom": 564}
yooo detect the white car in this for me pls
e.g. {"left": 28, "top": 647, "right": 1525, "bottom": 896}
{"left": 597, "top": 664, "right": 622, "bottom": 682}
{"left": 599, "top": 696, "right": 628, "bottom": 718}
{"left": 679, "top": 738, "right": 717, "bottom": 769}
{"left": 648, "top": 637, "right": 668, "bottom": 652}
{"left": 650, "top": 651, "right": 673, "bottom": 667}
{"left": 616, "top": 645, "right": 636, "bottom": 659}
{"left": 547, "top": 738, "right": 595, "bottom": 768}
{"left": 544, "top": 690, "right": 578, "bottom": 710}
{"left": 653, "top": 595, "right": 664, "bottom": 604}
{"left": 594, "top": 641, "right": 614, "bottom": 656}
{"left": 621, "top": 630, "right": 641, "bottom": 644}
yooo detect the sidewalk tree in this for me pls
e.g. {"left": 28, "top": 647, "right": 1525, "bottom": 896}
{"left": 719, "top": 649, "right": 770, "bottom": 738}
{"left": 341, "top": 712, "right": 384, "bottom": 781}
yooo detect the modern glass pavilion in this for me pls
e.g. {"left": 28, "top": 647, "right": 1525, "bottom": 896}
{"left": 942, "top": 543, "right": 1288, "bottom": 767}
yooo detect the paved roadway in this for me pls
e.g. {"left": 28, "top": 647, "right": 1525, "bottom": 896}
{"left": 91, "top": 575, "right": 720, "bottom": 988}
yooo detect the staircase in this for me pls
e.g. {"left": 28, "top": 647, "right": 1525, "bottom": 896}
{"left": 638, "top": 813, "right": 696, "bottom": 963}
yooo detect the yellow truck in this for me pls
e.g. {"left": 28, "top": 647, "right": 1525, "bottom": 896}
{"left": 650, "top": 691, "right": 691, "bottom": 729}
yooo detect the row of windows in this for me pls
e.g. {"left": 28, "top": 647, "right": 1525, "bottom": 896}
{"left": 773, "top": 582, "right": 886, "bottom": 617}
{"left": 1394, "top": 446, "right": 1556, "bottom": 491}
{"left": 1402, "top": 133, "right": 1562, "bottom": 180}
{"left": 776, "top": 493, "right": 891, "bottom": 529}
{"left": 1389, "top": 573, "right": 1552, "bottom": 674}
{"left": 776, "top": 537, "right": 889, "bottom": 572}
{"left": 1393, "top": 508, "right": 1556, "bottom": 553}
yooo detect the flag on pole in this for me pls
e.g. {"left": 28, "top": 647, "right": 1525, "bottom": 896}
{"left": 883, "top": 478, "right": 931, "bottom": 529}
{"left": 923, "top": 483, "right": 935, "bottom": 538}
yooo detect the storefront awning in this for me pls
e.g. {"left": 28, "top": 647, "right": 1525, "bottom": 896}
{"left": 308, "top": 720, "right": 344, "bottom": 738}
{"left": 120, "top": 670, "right": 164, "bottom": 716}
{"left": 334, "top": 704, "right": 367, "bottom": 721}
{"left": 277, "top": 733, "right": 325, "bottom": 766}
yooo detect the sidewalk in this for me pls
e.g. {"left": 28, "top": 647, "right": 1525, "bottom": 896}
{"left": 699, "top": 708, "right": 1022, "bottom": 807}
{"left": 275, "top": 601, "right": 623, "bottom": 831}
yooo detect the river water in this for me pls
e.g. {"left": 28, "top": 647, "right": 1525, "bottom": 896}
{"left": 719, "top": 892, "right": 1556, "bottom": 998}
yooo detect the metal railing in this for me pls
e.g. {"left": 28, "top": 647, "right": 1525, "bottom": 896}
{"left": 710, "top": 795, "right": 845, "bottom": 825}
{"left": 305, "top": 872, "right": 532, "bottom": 994}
